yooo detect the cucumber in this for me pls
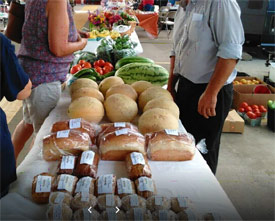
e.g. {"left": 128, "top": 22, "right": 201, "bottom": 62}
{"left": 115, "top": 56, "right": 154, "bottom": 70}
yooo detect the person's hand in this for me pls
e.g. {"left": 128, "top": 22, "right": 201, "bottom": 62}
{"left": 198, "top": 90, "right": 217, "bottom": 119}
{"left": 78, "top": 36, "right": 88, "bottom": 50}
{"left": 78, "top": 30, "right": 90, "bottom": 38}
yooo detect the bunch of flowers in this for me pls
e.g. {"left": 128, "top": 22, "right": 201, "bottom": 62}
{"left": 88, "top": 10, "right": 107, "bottom": 30}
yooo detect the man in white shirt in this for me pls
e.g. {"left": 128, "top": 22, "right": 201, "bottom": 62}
{"left": 168, "top": 0, "right": 244, "bottom": 174}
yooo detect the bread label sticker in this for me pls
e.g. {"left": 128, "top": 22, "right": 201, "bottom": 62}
{"left": 165, "top": 129, "right": 179, "bottom": 136}
{"left": 75, "top": 177, "right": 92, "bottom": 193}
{"left": 130, "top": 194, "right": 139, "bottom": 207}
{"left": 130, "top": 152, "right": 145, "bottom": 165}
{"left": 69, "top": 118, "right": 81, "bottom": 129}
{"left": 177, "top": 197, "right": 188, "bottom": 208}
{"left": 114, "top": 122, "right": 126, "bottom": 127}
{"left": 54, "top": 192, "right": 65, "bottom": 204}
{"left": 80, "top": 150, "right": 95, "bottom": 165}
{"left": 134, "top": 208, "right": 143, "bottom": 221}
{"left": 53, "top": 204, "right": 62, "bottom": 220}
{"left": 58, "top": 174, "right": 75, "bottom": 193}
{"left": 81, "top": 192, "right": 90, "bottom": 202}
{"left": 83, "top": 208, "right": 90, "bottom": 220}
{"left": 106, "top": 194, "right": 115, "bottom": 206}
{"left": 56, "top": 130, "right": 70, "bottom": 138}
{"left": 138, "top": 177, "right": 154, "bottom": 192}
{"left": 60, "top": 156, "right": 75, "bottom": 170}
{"left": 115, "top": 128, "right": 128, "bottom": 136}
{"left": 98, "top": 174, "right": 113, "bottom": 194}
{"left": 159, "top": 210, "right": 168, "bottom": 220}
{"left": 155, "top": 196, "right": 163, "bottom": 206}
{"left": 106, "top": 208, "right": 117, "bottom": 220}
{"left": 35, "top": 175, "right": 52, "bottom": 193}
{"left": 117, "top": 178, "right": 133, "bottom": 194}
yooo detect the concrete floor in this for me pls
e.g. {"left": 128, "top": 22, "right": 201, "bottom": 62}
{"left": 6, "top": 25, "right": 274, "bottom": 220}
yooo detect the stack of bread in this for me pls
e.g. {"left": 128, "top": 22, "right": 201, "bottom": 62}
{"left": 97, "top": 122, "right": 146, "bottom": 161}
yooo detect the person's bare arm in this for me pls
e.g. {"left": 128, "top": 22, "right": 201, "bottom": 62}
{"left": 167, "top": 56, "right": 176, "bottom": 98}
{"left": 198, "top": 58, "right": 237, "bottom": 119}
{"left": 47, "top": 0, "right": 87, "bottom": 57}
{"left": 16, "top": 80, "right": 32, "bottom": 100}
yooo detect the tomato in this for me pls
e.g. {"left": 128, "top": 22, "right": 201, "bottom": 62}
{"left": 98, "top": 59, "right": 105, "bottom": 67}
{"left": 259, "top": 106, "right": 267, "bottom": 113}
{"left": 78, "top": 60, "right": 86, "bottom": 66}
{"left": 245, "top": 106, "right": 252, "bottom": 112}
{"left": 93, "top": 60, "right": 100, "bottom": 67}
{"left": 251, "top": 105, "right": 259, "bottom": 110}
{"left": 103, "top": 66, "right": 112, "bottom": 74}
{"left": 238, "top": 107, "right": 245, "bottom": 113}
{"left": 247, "top": 111, "right": 257, "bottom": 119}
{"left": 70, "top": 64, "right": 82, "bottom": 74}
{"left": 240, "top": 102, "right": 249, "bottom": 109}
{"left": 255, "top": 111, "right": 262, "bottom": 118}
{"left": 82, "top": 62, "right": 92, "bottom": 69}
{"left": 95, "top": 66, "right": 103, "bottom": 75}
{"left": 104, "top": 62, "right": 114, "bottom": 70}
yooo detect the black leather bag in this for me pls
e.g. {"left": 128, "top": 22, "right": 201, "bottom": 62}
{"left": 4, "top": 1, "right": 25, "bottom": 43}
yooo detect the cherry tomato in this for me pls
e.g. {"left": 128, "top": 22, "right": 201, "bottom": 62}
{"left": 238, "top": 107, "right": 245, "bottom": 113}
{"left": 247, "top": 111, "right": 257, "bottom": 119}
{"left": 78, "top": 60, "right": 86, "bottom": 66}
{"left": 82, "top": 62, "right": 92, "bottom": 69}
{"left": 104, "top": 62, "right": 114, "bottom": 70}
{"left": 103, "top": 66, "right": 112, "bottom": 74}
{"left": 259, "top": 106, "right": 267, "bottom": 113}
{"left": 251, "top": 105, "right": 259, "bottom": 110}
{"left": 98, "top": 59, "right": 105, "bottom": 67}
{"left": 93, "top": 60, "right": 100, "bottom": 67}
{"left": 95, "top": 66, "right": 103, "bottom": 75}
{"left": 245, "top": 106, "right": 252, "bottom": 112}
{"left": 240, "top": 102, "right": 249, "bottom": 109}
{"left": 70, "top": 64, "right": 82, "bottom": 74}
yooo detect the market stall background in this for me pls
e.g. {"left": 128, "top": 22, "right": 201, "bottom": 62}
{"left": 0, "top": 3, "right": 274, "bottom": 221}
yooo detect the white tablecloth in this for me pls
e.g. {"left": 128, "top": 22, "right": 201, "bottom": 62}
{"left": 0, "top": 88, "right": 241, "bottom": 220}
{"left": 82, "top": 31, "right": 143, "bottom": 55}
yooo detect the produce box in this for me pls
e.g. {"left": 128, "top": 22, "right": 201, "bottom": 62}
{"left": 222, "top": 110, "right": 244, "bottom": 133}
{"left": 233, "top": 85, "right": 275, "bottom": 109}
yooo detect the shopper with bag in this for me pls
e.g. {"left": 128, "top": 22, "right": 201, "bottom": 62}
{"left": 12, "top": 0, "right": 88, "bottom": 158}
{"left": 167, "top": 0, "right": 244, "bottom": 174}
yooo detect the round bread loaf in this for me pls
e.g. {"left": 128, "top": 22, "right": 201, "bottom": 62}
{"left": 138, "top": 86, "right": 173, "bottom": 110}
{"left": 46, "top": 204, "right": 73, "bottom": 220}
{"left": 68, "top": 97, "right": 104, "bottom": 123}
{"left": 104, "top": 94, "right": 138, "bottom": 122}
{"left": 100, "top": 209, "right": 126, "bottom": 220}
{"left": 106, "top": 84, "right": 138, "bottom": 101}
{"left": 71, "top": 87, "right": 104, "bottom": 102}
{"left": 71, "top": 193, "right": 97, "bottom": 211}
{"left": 121, "top": 194, "right": 147, "bottom": 211}
{"left": 138, "top": 108, "right": 178, "bottom": 134}
{"left": 152, "top": 210, "right": 176, "bottom": 220}
{"left": 143, "top": 98, "right": 180, "bottom": 119}
{"left": 99, "top": 76, "right": 124, "bottom": 96}
{"left": 49, "top": 192, "right": 72, "bottom": 207}
{"left": 146, "top": 196, "right": 171, "bottom": 212}
{"left": 70, "top": 78, "right": 98, "bottom": 95}
{"left": 126, "top": 208, "right": 152, "bottom": 221}
{"left": 131, "top": 81, "right": 153, "bottom": 95}
{"left": 74, "top": 208, "right": 100, "bottom": 221}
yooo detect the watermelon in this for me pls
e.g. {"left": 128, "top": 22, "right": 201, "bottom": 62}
{"left": 115, "top": 63, "right": 169, "bottom": 86}
{"left": 115, "top": 56, "right": 154, "bottom": 70}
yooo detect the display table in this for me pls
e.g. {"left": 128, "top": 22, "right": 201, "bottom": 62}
{"left": 82, "top": 31, "right": 143, "bottom": 54}
{"left": 0, "top": 87, "right": 241, "bottom": 220}
{"left": 135, "top": 12, "right": 159, "bottom": 37}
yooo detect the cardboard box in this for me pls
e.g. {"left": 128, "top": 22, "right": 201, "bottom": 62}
{"left": 233, "top": 84, "right": 275, "bottom": 109}
{"left": 222, "top": 110, "right": 244, "bottom": 133}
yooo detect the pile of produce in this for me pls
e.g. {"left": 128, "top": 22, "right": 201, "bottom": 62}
{"left": 233, "top": 78, "right": 261, "bottom": 85}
